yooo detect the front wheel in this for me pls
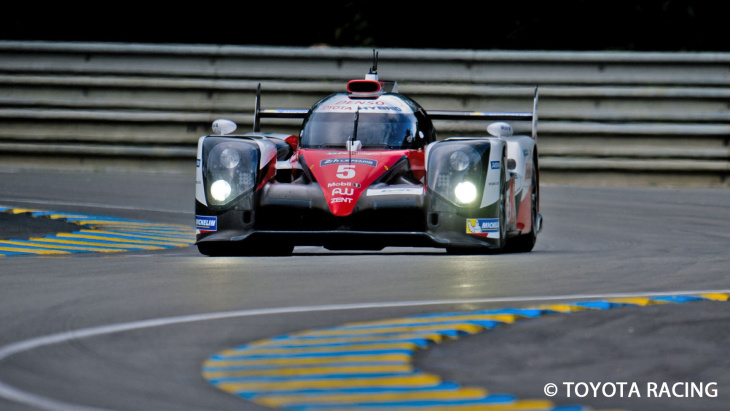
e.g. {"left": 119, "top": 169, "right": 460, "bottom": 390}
{"left": 491, "top": 156, "right": 508, "bottom": 254}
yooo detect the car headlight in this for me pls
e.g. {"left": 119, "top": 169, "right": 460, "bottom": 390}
{"left": 427, "top": 142, "right": 489, "bottom": 207}
{"left": 454, "top": 181, "right": 477, "bottom": 204}
{"left": 202, "top": 138, "right": 260, "bottom": 207}
{"left": 450, "top": 151, "right": 470, "bottom": 171}
{"left": 219, "top": 148, "right": 240, "bottom": 169}
{"left": 210, "top": 180, "right": 232, "bottom": 202}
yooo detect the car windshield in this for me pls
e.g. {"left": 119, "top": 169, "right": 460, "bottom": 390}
{"left": 301, "top": 112, "right": 420, "bottom": 149}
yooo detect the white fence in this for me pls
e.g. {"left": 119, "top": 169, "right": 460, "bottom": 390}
{"left": 1, "top": 41, "right": 728, "bottom": 186}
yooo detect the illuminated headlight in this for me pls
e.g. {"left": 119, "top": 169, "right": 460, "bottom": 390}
{"left": 210, "top": 180, "right": 232, "bottom": 202}
{"left": 454, "top": 181, "right": 477, "bottom": 204}
{"left": 449, "top": 151, "right": 470, "bottom": 171}
{"left": 203, "top": 138, "right": 261, "bottom": 207}
{"left": 219, "top": 148, "right": 240, "bottom": 169}
{"left": 427, "top": 142, "right": 489, "bottom": 207}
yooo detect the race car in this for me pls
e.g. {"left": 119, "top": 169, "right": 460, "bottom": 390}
{"left": 195, "top": 53, "right": 542, "bottom": 256}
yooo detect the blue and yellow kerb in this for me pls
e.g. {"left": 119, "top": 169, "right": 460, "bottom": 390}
{"left": 203, "top": 293, "right": 728, "bottom": 411}
{"left": 0, "top": 206, "right": 195, "bottom": 256}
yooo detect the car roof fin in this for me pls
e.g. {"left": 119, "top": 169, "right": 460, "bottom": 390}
{"left": 253, "top": 83, "right": 261, "bottom": 132}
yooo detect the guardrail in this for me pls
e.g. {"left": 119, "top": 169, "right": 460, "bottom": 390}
{"left": 0, "top": 41, "right": 728, "bottom": 187}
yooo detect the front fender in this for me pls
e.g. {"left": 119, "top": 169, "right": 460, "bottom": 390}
{"left": 503, "top": 135, "right": 536, "bottom": 203}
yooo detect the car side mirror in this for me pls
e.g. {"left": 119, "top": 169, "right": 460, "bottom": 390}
{"left": 212, "top": 119, "right": 237, "bottom": 135}
{"left": 487, "top": 122, "right": 513, "bottom": 138}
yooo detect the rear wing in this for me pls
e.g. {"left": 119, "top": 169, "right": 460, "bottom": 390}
{"left": 252, "top": 84, "right": 308, "bottom": 132}
{"left": 253, "top": 84, "right": 539, "bottom": 140}
{"left": 427, "top": 87, "right": 539, "bottom": 140}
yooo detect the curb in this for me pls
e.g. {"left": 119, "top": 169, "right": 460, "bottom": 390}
{"left": 0, "top": 207, "right": 195, "bottom": 256}
{"left": 203, "top": 294, "right": 729, "bottom": 411}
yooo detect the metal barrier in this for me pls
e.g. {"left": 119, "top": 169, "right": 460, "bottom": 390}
{"left": 0, "top": 41, "right": 728, "bottom": 186}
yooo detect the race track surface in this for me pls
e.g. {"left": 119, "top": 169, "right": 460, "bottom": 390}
{"left": 0, "top": 168, "right": 728, "bottom": 411}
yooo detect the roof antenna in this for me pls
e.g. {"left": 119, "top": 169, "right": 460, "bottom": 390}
{"left": 365, "top": 50, "right": 378, "bottom": 81}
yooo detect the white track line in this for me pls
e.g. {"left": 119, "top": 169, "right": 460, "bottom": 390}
{"left": 1, "top": 288, "right": 729, "bottom": 411}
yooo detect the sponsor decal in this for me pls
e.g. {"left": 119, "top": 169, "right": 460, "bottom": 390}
{"left": 320, "top": 158, "right": 378, "bottom": 167}
{"left": 327, "top": 182, "right": 361, "bottom": 188}
{"left": 466, "top": 218, "right": 499, "bottom": 237}
{"left": 320, "top": 105, "right": 403, "bottom": 112}
{"left": 366, "top": 187, "right": 424, "bottom": 196}
{"left": 333, "top": 100, "right": 387, "bottom": 106}
{"left": 196, "top": 159, "right": 201, "bottom": 167}
{"left": 314, "top": 96, "right": 414, "bottom": 114}
{"left": 327, "top": 151, "right": 378, "bottom": 156}
{"left": 332, "top": 187, "right": 355, "bottom": 196}
{"left": 523, "top": 149, "right": 529, "bottom": 157}
{"left": 195, "top": 215, "right": 218, "bottom": 232}
{"left": 490, "top": 161, "right": 501, "bottom": 170}
{"left": 319, "top": 100, "right": 401, "bottom": 112}
{"left": 331, "top": 197, "right": 353, "bottom": 204}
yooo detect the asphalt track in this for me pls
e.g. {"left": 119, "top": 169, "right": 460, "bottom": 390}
{"left": 0, "top": 168, "right": 729, "bottom": 411}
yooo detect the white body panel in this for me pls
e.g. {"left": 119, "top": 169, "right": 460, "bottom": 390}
{"left": 481, "top": 138, "right": 506, "bottom": 208}
{"left": 195, "top": 136, "right": 206, "bottom": 206}
{"left": 503, "top": 134, "right": 536, "bottom": 204}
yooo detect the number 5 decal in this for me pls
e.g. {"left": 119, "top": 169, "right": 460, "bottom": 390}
{"left": 336, "top": 164, "right": 356, "bottom": 179}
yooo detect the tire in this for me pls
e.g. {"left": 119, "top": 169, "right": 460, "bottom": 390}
{"left": 491, "top": 156, "right": 508, "bottom": 254}
{"left": 506, "top": 153, "right": 538, "bottom": 253}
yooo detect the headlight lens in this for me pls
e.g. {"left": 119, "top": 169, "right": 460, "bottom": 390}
{"left": 454, "top": 181, "right": 477, "bottom": 204}
{"left": 210, "top": 180, "right": 232, "bottom": 201}
{"left": 202, "top": 138, "right": 260, "bottom": 207}
{"left": 427, "top": 142, "right": 488, "bottom": 207}
{"left": 219, "top": 148, "right": 240, "bottom": 169}
{"left": 450, "top": 151, "right": 470, "bottom": 171}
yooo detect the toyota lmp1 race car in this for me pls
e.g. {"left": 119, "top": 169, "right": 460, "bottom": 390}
{"left": 195, "top": 54, "right": 542, "bottom": 256}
